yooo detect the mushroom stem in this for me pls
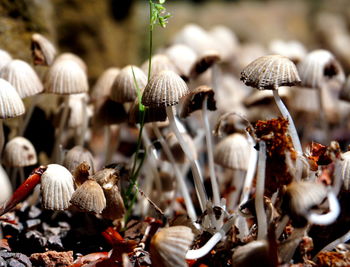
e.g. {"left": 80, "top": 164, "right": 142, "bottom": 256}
{"left": 77, "top": 96, "right": 88, "bottom": 147}
{"left": 239, "top": 135, "right": 258, "bottom": 205}
{"left": 228, "top": 170, "right": 245, "bottom": 211}
{"left": 255, "top": 141, "right": 267, "bottom": 240}
{"left": 0, "top": 119, "right": 4, "bottom": 156}
{"left": 186, "top": 215, "right": 236, "bottom": 259}
{"left": 273, "top": 90, "right": 303, "bottom": 181}
{"left": 152, "top": 123, "right": 197, "bottom": 222}
{"left": 52, "top": 95, "right": 70, "bottom": 163}
{"left": 165, "top": 106, "right": 208, "bottom": 212}
{"left": 306, "top": 188, "right": 340, "bottom": 225}
{"left": 202, "top": 96, "right": 220, "bottom": 206}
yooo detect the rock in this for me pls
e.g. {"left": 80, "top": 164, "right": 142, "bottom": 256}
{"left": 30, "top": 251, "right": 73, "bottom": 267}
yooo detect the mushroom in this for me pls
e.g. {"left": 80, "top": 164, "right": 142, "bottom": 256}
{"left": 165, "top": 44, "right": 197, "bottom": 79}
{"left": 63, "top": 146, "right": 95, "bottom": 176}
{"left": 142, "top": 70, "right": 208, "bottom": 212}
{"left": 31, "top": 33, "right": 57, "bottom": 66}
{"left": 141, "top": 54, "right": 177, "bottom": 78}
{"left": 0, "top": 49, "right": 12, "bottom": 71}
{"left": 241, "top": 55, "right": 303, "bottom": 181}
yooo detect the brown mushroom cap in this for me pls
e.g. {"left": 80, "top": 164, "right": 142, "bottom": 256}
{"left": 240, "top": 55, "right": 301, "bottom": 90}
{"left": 189, "top": 50, "right": 221, "bottom": 79}
{"left": 141, "top": 70, "right": 189, "bottom": 108}
{"left": 180, "top": 85, "right": 216, "bottom": 118}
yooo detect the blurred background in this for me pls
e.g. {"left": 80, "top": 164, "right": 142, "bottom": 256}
{"left": 1, "top": 0, "right": 350, "bottom": 82}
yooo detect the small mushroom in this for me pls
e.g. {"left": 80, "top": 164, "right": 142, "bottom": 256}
{"left": 31, "top": 33, "right": 57, "bottom": 66}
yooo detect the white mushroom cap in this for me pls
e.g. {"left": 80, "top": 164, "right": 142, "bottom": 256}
{"left": 0, "top": 78, "right": 25, "bottom": 119}
{"left": 0, "top": 164, "right": 12, "bottom": 205}
{"left": 165, "top": 44, "right": 197, "bottom": 78}
{"left": 45, "top": 57, "right": 88, "bottom": 95}
{"left": 31, "top": 33, "right": 57, "bottom": 66}
{"left": 0, "top": 59, "right": 43, "bottom": 98}
{"left": 0, "top": 49, "right": 12, "bottom": 70}
{"left": 3, "top": 136, "right": 37, "bottom": 167}
{"left": 91, "top": 67, "right": 120, "bottom": 102}
{"left": 40, "top": 164, "right": 75, "bottom": 210}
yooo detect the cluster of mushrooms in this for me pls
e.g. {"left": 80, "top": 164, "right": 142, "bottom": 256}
{"left": 0, "top": 22, "right": 350, "bottom": 266}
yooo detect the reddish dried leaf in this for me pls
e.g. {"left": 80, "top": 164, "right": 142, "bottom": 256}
{"left": 102, "top": 227, "right": 124, "bottom": 246}
{"left": 74, "top": 252, "right": 109, "bottom": 265}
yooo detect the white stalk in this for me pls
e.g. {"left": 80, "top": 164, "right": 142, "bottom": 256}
{"left": 166, "top": 106, "right": 208, "bottom": 211}
{"left": 202, "top": 96, "right": 220, "bottom": 206}
{"left": 52, "top": 95, "right": 70, "bottom": 163}
{"left": 0, "top": 119, "right": 3, "bottom": 156}
{"left": 306, "top": 188, "right": 340, "bottom": 225}
{"left": 255, "top": 141, "right": 267, "bottom": 240}
{"left": 228, "top": 169, "right": 245, "bottom": 211}
{"left": 239, "top": 135, "right": 258, "bottom": 205}
{"left": 152, "top": 123, "right": 197, "bottom": 222}
{"left": 77, "top": 96, "right": 88, "bottom": 147}
{"left": 273, "top": 90, "right": 303, "bottom": 181}
{"left": 186, "top": 215, "right": 236, "bottom": 259}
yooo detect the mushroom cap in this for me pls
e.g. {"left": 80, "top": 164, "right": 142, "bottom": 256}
{"left": 55, "top": 53, "right": 87, "bottom": 73}
{"left": 335, "top": 151, "right": 350, "bottom": 190}
{"left": 141, "top": 70, "right": 189, "bottom": 108}
{"left": 3, "top": 137, "right": 37, "bottom": 167}
{"left": 209, "top": 25, "right": 238, "bottom": 62}
{"left": 214, "top": 133, "right": 251, "bottom": 170}
{"left": 141, "top": 54, "right": 177, "bottom": 78}
{"left": 165, "top": 44, "right": 197, "bottom": 78}
{"left": 70, "top": 179, "right": 106, "bottom": 214}
{"left": 240, "top": 55, "right": 301, "bottom": 90}
{"left": 0, "top": 164, "right": 12, "bottom": 205}
{"left": 189, "top": 50, "right": 221, "bottom": 79}
{"left": 0, "top": 49, "right": 12, "bottom": 71}
{"left": 63, "top": 145, "right": 95, "bottom": 175}
{"left": 150, "top": 226, "right": 194, "bottom": 267}
{"left": 40, "top": 164, "right": 75, "bottom": 210}
{"left": 101, "top": 184, "right": 125, "bottom": 220}
{"left": 128, "top": 99, "right": 167, "bottom": 124}
{"left": 91, "top": 67, "right": 120, "bottom": 102}
{"left": 180, "top": 85, "right": 216, "bottom": 118}
{"left": 298, "top": 49, "right": 345, "bottom": 90}
{"left": 31, "top": 33, "right": 57, "bottom": 66}
{"left": 0, "top": 78, "right": 25, "bottom": 119}
{"left": 0, "top": 59, "right": 43, "bottom": 98}
{"left": 45, "top": 57, "right": 88, "bottom": 95}
{"left": 110, "top": 65, "right": 147, "bottom": 103}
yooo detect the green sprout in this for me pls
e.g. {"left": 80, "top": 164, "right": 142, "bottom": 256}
{"left": 123, "top": 0, "right": 170, "bottom": 224}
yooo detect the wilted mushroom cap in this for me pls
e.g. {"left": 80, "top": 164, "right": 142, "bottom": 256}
{"left": 180, "top": 85, "right": 216, "bottom": 118}
{"left": 110, "top": 65, "right": 147, "bottom": 103}
{"left": 92, "top": 168, "right": 119, "bottom": 189}
{"left": 63, "top": 146, "right": 95, "bottom": 175}
{"left": 0, "top": 59, "right": 44, "bottom": 98}
{"left": 0, "top": 78, "right": 25, "bottom": 119}
{"left": 70, "top": 179, "right": 106, "bottom": 214}
{"left": 214, "top": 133, "right": 250, "bottom": 170}
{"left": 3, "top": 137, "right": 37, "bottom": 167}
{"left": 45, "top": 57, "right": 88, "bottom": 95}
{"left": 94, "top": 98, "right": 128, "bottom": 127}
{"left": 40, "top": 164, "right": 75, "bottom": 210}
{"left": 150, "top": 226, "right": 194, "bottom": 267}
{"left": 91, "top": 67, "right": 120, "bottom": 102}
{"left": 128, "top": 99, "right": 167, "bottom": 124}
{"left": 141, "top": 54, "right": 177, "bottom": 78}
{"left": 240, "top": 55, "right": 301, "bottom": 90}
{"left": 141, "top": 70, "right": 189, "bottom": 108}
{"left": 298, "top": 49, "right": 345, "bottom": 90}
{"left": 189, "top": 50, "right": 221, "bottom": 79}
{"left": 101, "top": 184, "right": 125, "bottom": 220}
{"left": 283, "top": 181, "right": 327, "bottom": 220}
{"left": 31, "top": 33, "right": 57, "bottom": 66}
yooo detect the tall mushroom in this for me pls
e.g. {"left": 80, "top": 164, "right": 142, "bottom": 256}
{"left": 241, "top": 55, "right": 303, "bottom": 181}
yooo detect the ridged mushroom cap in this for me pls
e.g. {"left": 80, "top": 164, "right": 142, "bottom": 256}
{"left": 45, "top": 57, "right": 88, "bottom": 94}
{"left": 214, "top": 133, "right": 250, "bottom": 170}
{"left": 141, "top": 54, "right": 177, "bottom": 78}
{"left": 165, "top": 44, "right": 197, "bottom": 78}
{"left": 0, "top": 49, "right": 12, "bottom": 70}
{"left": 0, "top": 59, "right": 43, "bottom": 98}
{"left": 0, "top": 165, "right": 12, "bottom": 205}
{"left": 55, "top": 53, "right": 87, "bottom": 73}
{"left": 110, "top": 65, "right": 147, "bottom": 103}
{"left": 0, "top": 78, "right": 25, "bottom": 119}
{"left": 141, "top": 70, "right": 189, "bottom": 108}
{"left": 91, "top": 67, "right": 120, "bottom": 102}
{"left": 40, "top": 164, "right": 75, "bottom": 210}
{"left": 298, "top": 49, "right": 345, "bottom": 90}
{"left": 31, "top": 33, "right": 57, "bottom": 66}
{"left": 240, "top": 55, "right": 301, "bottom": 90}
{"left": 335, "top": 151, "right": 350, "bottom": 190}
{"left": 150, "top": 226, "right": 194, "bottom": 267}
{"left": 283, "top": 181, "right": 327, "bottom": 218}
{"left": 63, "top": 146, "right": 95, "bottom": 175}
{"left": 70, "top": 179, "right": 106, "bottom": 214}
{"left": 3, "top": 137, "right": 37, "bottom": 167}
{"left": 180, "top": 85, "right": 216, "bottom": 118}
